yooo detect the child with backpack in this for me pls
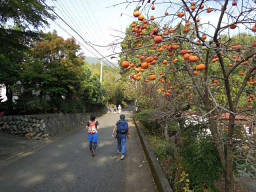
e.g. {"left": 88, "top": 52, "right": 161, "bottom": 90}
{"left": 86, "top": 114, "right": 99, "bottom": 157}
{"left": 112, "top": 114, "right": 129, "bottom": 160}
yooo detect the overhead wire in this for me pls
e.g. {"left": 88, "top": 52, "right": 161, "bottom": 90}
{"left": 52, "top": 20, "right": 100, "bottom": 59}
{"left": 51, "top": 0, "right": 100, "bottom": 56}
{"left": 82, "top": 0, "right": 119, "bottom": 52}
{"left": 79, "top": 0, "right": 104, "bottom": 39}
{"left": 53, "top": 0, "right": 117, "bottom": 64}
{"left": 42, "top": 0, "right": 117, "bottom": 67}
{"left": 50, "top": 0, "right": 100, "bottom": 58}
{"left": 52, "top": 0, "right": 87, "bottom": 38}
{"left": 70, "top": 0, "right": 100, "bottom": 42}
{"left": 70, "top": 1, "right": 97, "bottom": 40}
{"left": 52, "top": 0, "right": 103, "bottom": 57}
{"left": 53, "top": 0, "right": 122, "bottom": 48}
{"left": 86, "top": 0, "right": 104, "bottom": 30}
{"left": 75, "top": 0, "right": 122, "bottom": 51}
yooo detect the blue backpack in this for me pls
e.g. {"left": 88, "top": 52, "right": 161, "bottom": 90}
{"left": 117, "top": 120, "right": 128, "bottom": 134}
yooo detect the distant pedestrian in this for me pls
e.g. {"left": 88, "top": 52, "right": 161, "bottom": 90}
{"left": 113, "top": 105, "right": 117, "bottom": 113}
{"left": 86, "top": 114, "right": 99, "bottom": 157}
{"left": 107, "top": 104, "right": 112, "bottom": 113}
{"left": 112, "top": 114, "right": 129, "bottom": 160}
{"left": 118, "top": 104, "right": 122, "bottom": 114}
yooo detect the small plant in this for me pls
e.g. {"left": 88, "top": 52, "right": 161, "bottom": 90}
{"left": 174, "top": 171, "right": 193, "bottom": 192}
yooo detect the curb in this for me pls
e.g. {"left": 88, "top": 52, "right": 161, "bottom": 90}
{"left": 134, "top": 119, "right": 173, "bottom": 192}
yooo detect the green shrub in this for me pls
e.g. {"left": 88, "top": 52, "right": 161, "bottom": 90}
{"left": 181, "top": 124, "right": 222, "bottom": 191}
{"left": 147, "top": 135, "right": 168, "bottom": 159}
{"left": 134, "top": 109, "right": 160, "bottom": 134}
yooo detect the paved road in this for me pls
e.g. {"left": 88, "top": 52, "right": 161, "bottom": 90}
{"left": 0, "top": 112, "right": 156, "bottom": 192}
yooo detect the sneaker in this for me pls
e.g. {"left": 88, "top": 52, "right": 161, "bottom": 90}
{"left": 91, "top": 149, "right": 95, "bottom": 157}
{"left": 120, "top": 155, "right": 125, "bottom": 160}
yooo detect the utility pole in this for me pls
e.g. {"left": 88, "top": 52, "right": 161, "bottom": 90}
{"left": 100, "top": 60, "right": 103, "bottom": 83}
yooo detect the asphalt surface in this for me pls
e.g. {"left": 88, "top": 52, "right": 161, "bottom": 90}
{"left": 0, "top": 112, "right": 157, "bottom": 192}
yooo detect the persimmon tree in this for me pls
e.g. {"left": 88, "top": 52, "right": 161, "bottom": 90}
{"left": 118, "top": 0, "right": 256, "bottom": 191}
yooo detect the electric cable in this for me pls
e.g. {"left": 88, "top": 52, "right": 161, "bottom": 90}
{"left": 41, "top": 0, "right": 117, "bottom": 66}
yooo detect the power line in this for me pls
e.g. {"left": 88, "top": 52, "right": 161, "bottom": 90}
{"left": 52, "top": 20, "right": 101, "bottom": 59}
{"left": 57, "top": 0, "right": 104, "bottom": 49}
{"left": 53, "top": 0, "right": 87, "bottom": 38}
{"left": 51, "top": 0, "right": 103, "bottom": 57}
{"left": 50, "top": 0, "right": 101, "bottom": 57}
{"left": 42, "top": 0, "right": 117, "bottom": 67}
{"left": 59, "top": 0, "right": 117, "bottom": 48}
{"left": 71, "top": 0, "right": 99, "bottom": 41}
{"left": 51, "top": 20, "right": 111, "bottom": 83}
{"left": 52, "top": 0, "right": 119, "bottom": 48}
{"left": 59, "top": 0, "right": 98, "bottom": 42}
{"left": 79, "top": 0, "right": 104, "bottom": 40}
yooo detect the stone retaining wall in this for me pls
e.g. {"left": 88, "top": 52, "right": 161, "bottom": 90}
{"left": 0, "top": 113, "right": 102, "bottom": 139}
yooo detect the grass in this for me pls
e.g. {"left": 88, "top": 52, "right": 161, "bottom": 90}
{"left": 145, "top": 134, "right": 175, "bottom": 182}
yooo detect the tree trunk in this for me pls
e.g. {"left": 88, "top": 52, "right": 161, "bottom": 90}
{"left": 209, "top": 117, "right": 225, "bottom": 167}
{"left": 164, "top": 121, "right": 169, "bottom": 142}
{"left": 225, "top": 115, "right": 235, "bottom": 192}
{"left": 208, "top": 115, "right": 234, "bottom": 192}
{"left": 225, "top": 142, "right": 234, "bottom": 192}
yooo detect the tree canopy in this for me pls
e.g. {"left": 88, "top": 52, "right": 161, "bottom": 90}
{"left": 0, "top": 0, "right": 54, "bottom": 29}
{"left": 0, "top": 30, "right": 107, "bottom": 114}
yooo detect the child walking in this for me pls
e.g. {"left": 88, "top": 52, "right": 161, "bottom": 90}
{"left": 86, "top": 114, "right": 99, "bottom": 157}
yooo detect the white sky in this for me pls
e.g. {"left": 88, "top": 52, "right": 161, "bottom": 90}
{"left": 44, "top": 0, "right": 135, "bottom": 65}
{"left": 43, "top": 0, "right": 255, "bottom": 65}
